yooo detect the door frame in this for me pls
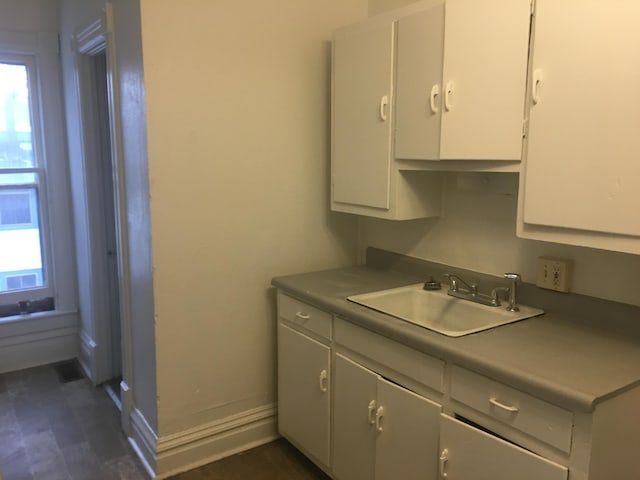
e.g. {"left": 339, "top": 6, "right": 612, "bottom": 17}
{"left": 73, "top": 5, "right": 134, "bottom": 433}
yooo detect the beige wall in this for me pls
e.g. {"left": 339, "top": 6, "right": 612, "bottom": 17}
{"left": 140, "top": 0, "right": 365, "bottom": 435}
{"left": 369, "top": 0, "right": 418, "bottom": 14}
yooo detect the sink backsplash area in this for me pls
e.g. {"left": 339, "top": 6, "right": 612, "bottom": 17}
{"left": 365, "top": 247, "right": 640, "bottom": 340}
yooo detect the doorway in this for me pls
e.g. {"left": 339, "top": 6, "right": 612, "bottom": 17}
{"left": 73, "top": 12, "right": 132, "bottom": 423}
{"left": 91, "top": 50, "right": 123, "bottom": 406}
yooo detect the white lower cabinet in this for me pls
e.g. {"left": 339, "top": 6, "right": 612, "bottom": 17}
{"left": 332, "top": 353, "right": 442, "bottom": 480}
{"left": 439, "top": 414, "right": 568, "bottom": 480}
{"left": 277, "top": 321, "right": 331, "bottom": 469}
{"left": 276, "top": 290, "right": 640, "bottom": 480}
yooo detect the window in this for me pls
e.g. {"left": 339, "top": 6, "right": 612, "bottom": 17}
{"left": 0, "top": 55, "right": 49, "bottom": 302}
{"left": 0, "top": 190, "right": 37, "bottom": 226}
{"left": 0, "top": 31, "right": 76, "bottom": 316}
{"left": 6, "top": 273, "right": 37, "bottom": 290}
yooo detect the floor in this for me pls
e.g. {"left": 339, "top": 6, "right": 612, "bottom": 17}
{"left": 167, "top": 440, "right": 329, "bottom": 480}
{"left": 0, "top": 364, "right": 328, "bottom": 480}
{"left": 0, "top": 363, "right": 148, "bottom": 480}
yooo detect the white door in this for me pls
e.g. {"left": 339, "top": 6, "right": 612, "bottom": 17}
{"left": 523, "top": 0, "right": 640, "bottom": 236}
{"left": 439, "top": 0, "right": 531, "bottom": 160}
{"left": 277, "top": 323, "right": 331, "bottom": 468}
{"left": 375, "top": 377, "right": 441, "bottom": 480}
{"left": 394, "top": 5, "right": 444, "bottom": 160}
{"left": 332, "top": 20, "right": 394, "bottom": 209}
{"left": 439, "top": 415, "right": 568, "bottom": 480}
{"left": 333, "top": 353, "right": 378, "bottom": 480}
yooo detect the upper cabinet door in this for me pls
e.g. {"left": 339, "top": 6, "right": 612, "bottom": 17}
{"left": 332, "top": 20, "right": 395, "bottom": 209}
{"left": 395, "top": 5, "right": 445, "bottom": 160}
{"left": 439, "top": 0, "right": 532, "bottom": 160}
{"left": 523, "top": 0, "right": 640, "bottom": 236}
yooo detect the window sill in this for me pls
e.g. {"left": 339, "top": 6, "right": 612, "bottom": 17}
{"left": 0, "top": 309, "right": 79, "bottom": 338}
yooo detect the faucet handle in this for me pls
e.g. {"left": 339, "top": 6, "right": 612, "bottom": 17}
{"left": 504, "top": 273, "right": 521, "bottom": 282}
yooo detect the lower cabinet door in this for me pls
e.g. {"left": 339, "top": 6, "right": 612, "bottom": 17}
{"left": 333, "top": 353, "right": 378, "bottom": 480}
{"left": 375, "top": 377, "right": 441, "bottom": 480}
{"left": 439, "top": 415, "right": 568, "bottom": 480}
{"left": 277, "top": 323, "right": 331, "bottom": 468}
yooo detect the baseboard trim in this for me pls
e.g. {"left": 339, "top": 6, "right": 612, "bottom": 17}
{"left": 0, "top": 310, "right": 78, "bottom": 373}
{"left": 78, "top": 330, "right": 97, "bottom": 380}
{"left": 129, "top": 407, "right": 158, "bottom": 478}
{"left": 154, "top": 403, "right": 278, "bottom": 479}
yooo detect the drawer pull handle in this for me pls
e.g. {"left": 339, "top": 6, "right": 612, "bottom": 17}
{"left": 319, "top": 370, "right": 328, "bottom": 393}
{"left": 295, "top": 312, "right": 310, "bottom": 321}
{"left": 489, "top": 397, "right": 519, "bottom": 413}
{"left": 367, "top": 400, "right": 377, "bottom": 424}
{"left": 375, "top": 406, "right": 384, "bottom": 432}
{"left": 439, "top": 448, "right": 449, "bottom": 479}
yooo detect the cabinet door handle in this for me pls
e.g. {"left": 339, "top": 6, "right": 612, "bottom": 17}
{"left": 367, "top": 400, "right": 377, "bottom": 424}
{"left": 439, "top": 448, "right": 449, "bottom": 479}
{"left": 318, "top": 370, "right": 328, "bottom": 393}
{"left": 444, "top": 81, "right": 453, "bottom": 112}
{"left": 489, "top": 397, "right": 519, "bottom": 413}
{"left": 532, "top": 69, "right": 543, "bottom": 105}
{"left": 375, "top": 405, "right": 384, "bottom": 432}
{"left": 429, "top": 84, "right": 440, "bottom": 114}
{"left": 379, "top": 95, "right": 389, "bottom": 121}
{"left": 294, "top": 312, "right": 310, "bottom": 321}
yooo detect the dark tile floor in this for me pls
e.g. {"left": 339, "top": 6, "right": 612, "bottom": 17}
{"left": 0, "top": 364, "right": 148, "bottom": 480}
{"left": 0, "top": 364, "right": 329, "bottom": 480}
{"left": 167, "top": 439, "right": 329, "bottom": 480}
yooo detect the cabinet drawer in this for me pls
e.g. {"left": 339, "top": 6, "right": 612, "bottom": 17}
{"left": 450, "top": 366, "right": 573, "bottom": 453}
{"left": 335, "top": 317, "right": 444, "bottom": 393}
{"left": 278, "top": 292, "right": 332, "bottom": 340}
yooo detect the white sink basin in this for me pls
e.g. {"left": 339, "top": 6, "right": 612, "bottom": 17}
{"left": 347, "top": 283, "right": 544, "bottom": 337}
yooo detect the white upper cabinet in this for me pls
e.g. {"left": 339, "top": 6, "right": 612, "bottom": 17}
{"left": 519, "top": 0, "right": 640, "bottom": 253}
{"left": 332, "top": 20, "right": 395, "bottom": 210}
{"left": 331, "top": 0, "right": 532, "bottom": 220}
{"left": 395, "top": 0, "right": 533, "bottom": 161}
{"left": 394, "top": 5, "right": 444, "bottom": 161}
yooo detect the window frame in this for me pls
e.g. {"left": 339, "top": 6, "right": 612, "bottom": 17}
{"left": 0, "top": 53, "right": 54, "bottom": 303}
{"left": 0, "top": 31, "right": 76, "bottom": 313}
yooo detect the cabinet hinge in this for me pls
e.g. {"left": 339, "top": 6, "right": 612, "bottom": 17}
{"left": 522, "top": 118, "right": 529, "bottom": 138}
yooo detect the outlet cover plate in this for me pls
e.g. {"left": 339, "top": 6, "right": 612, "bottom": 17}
{"left": 536, "top": 256, "right": 572, "bottom": 292}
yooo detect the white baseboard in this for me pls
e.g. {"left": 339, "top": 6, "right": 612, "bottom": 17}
{"left": 0, "top": 310, "right": 79, "bottom": 373}
{"left": 78, "top": 330, "right": 97, "bottom": 380}
{"left": 152, "top": 404, "right": 279, "bottom": 479}
{"left": 129, "top": 407, "right": 158, "bottom": 478}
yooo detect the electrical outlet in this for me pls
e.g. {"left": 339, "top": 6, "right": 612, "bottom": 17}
{"left": 536, "top": 256, "right": 572, "bottom": 292}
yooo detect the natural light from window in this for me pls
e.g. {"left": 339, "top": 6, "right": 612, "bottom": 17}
{"left": 0, "top": 61, "right": 45, "bottom": 294}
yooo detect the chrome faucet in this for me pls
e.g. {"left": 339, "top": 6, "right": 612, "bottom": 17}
{"left": 443, "top": 272, "right": 522, "bottom": 311}
{"left": 443, "top": 273, "right": 498, "bottom": 307}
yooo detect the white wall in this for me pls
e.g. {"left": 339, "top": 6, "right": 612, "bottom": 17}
{"left": 361, "top": 173, "right": 640, "bottom": 307}
{"left": 139, "top": 0, "right": 364, "bottom": 437}
{"left": 0, "top": 0, "right": 59, "bottom": 30}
